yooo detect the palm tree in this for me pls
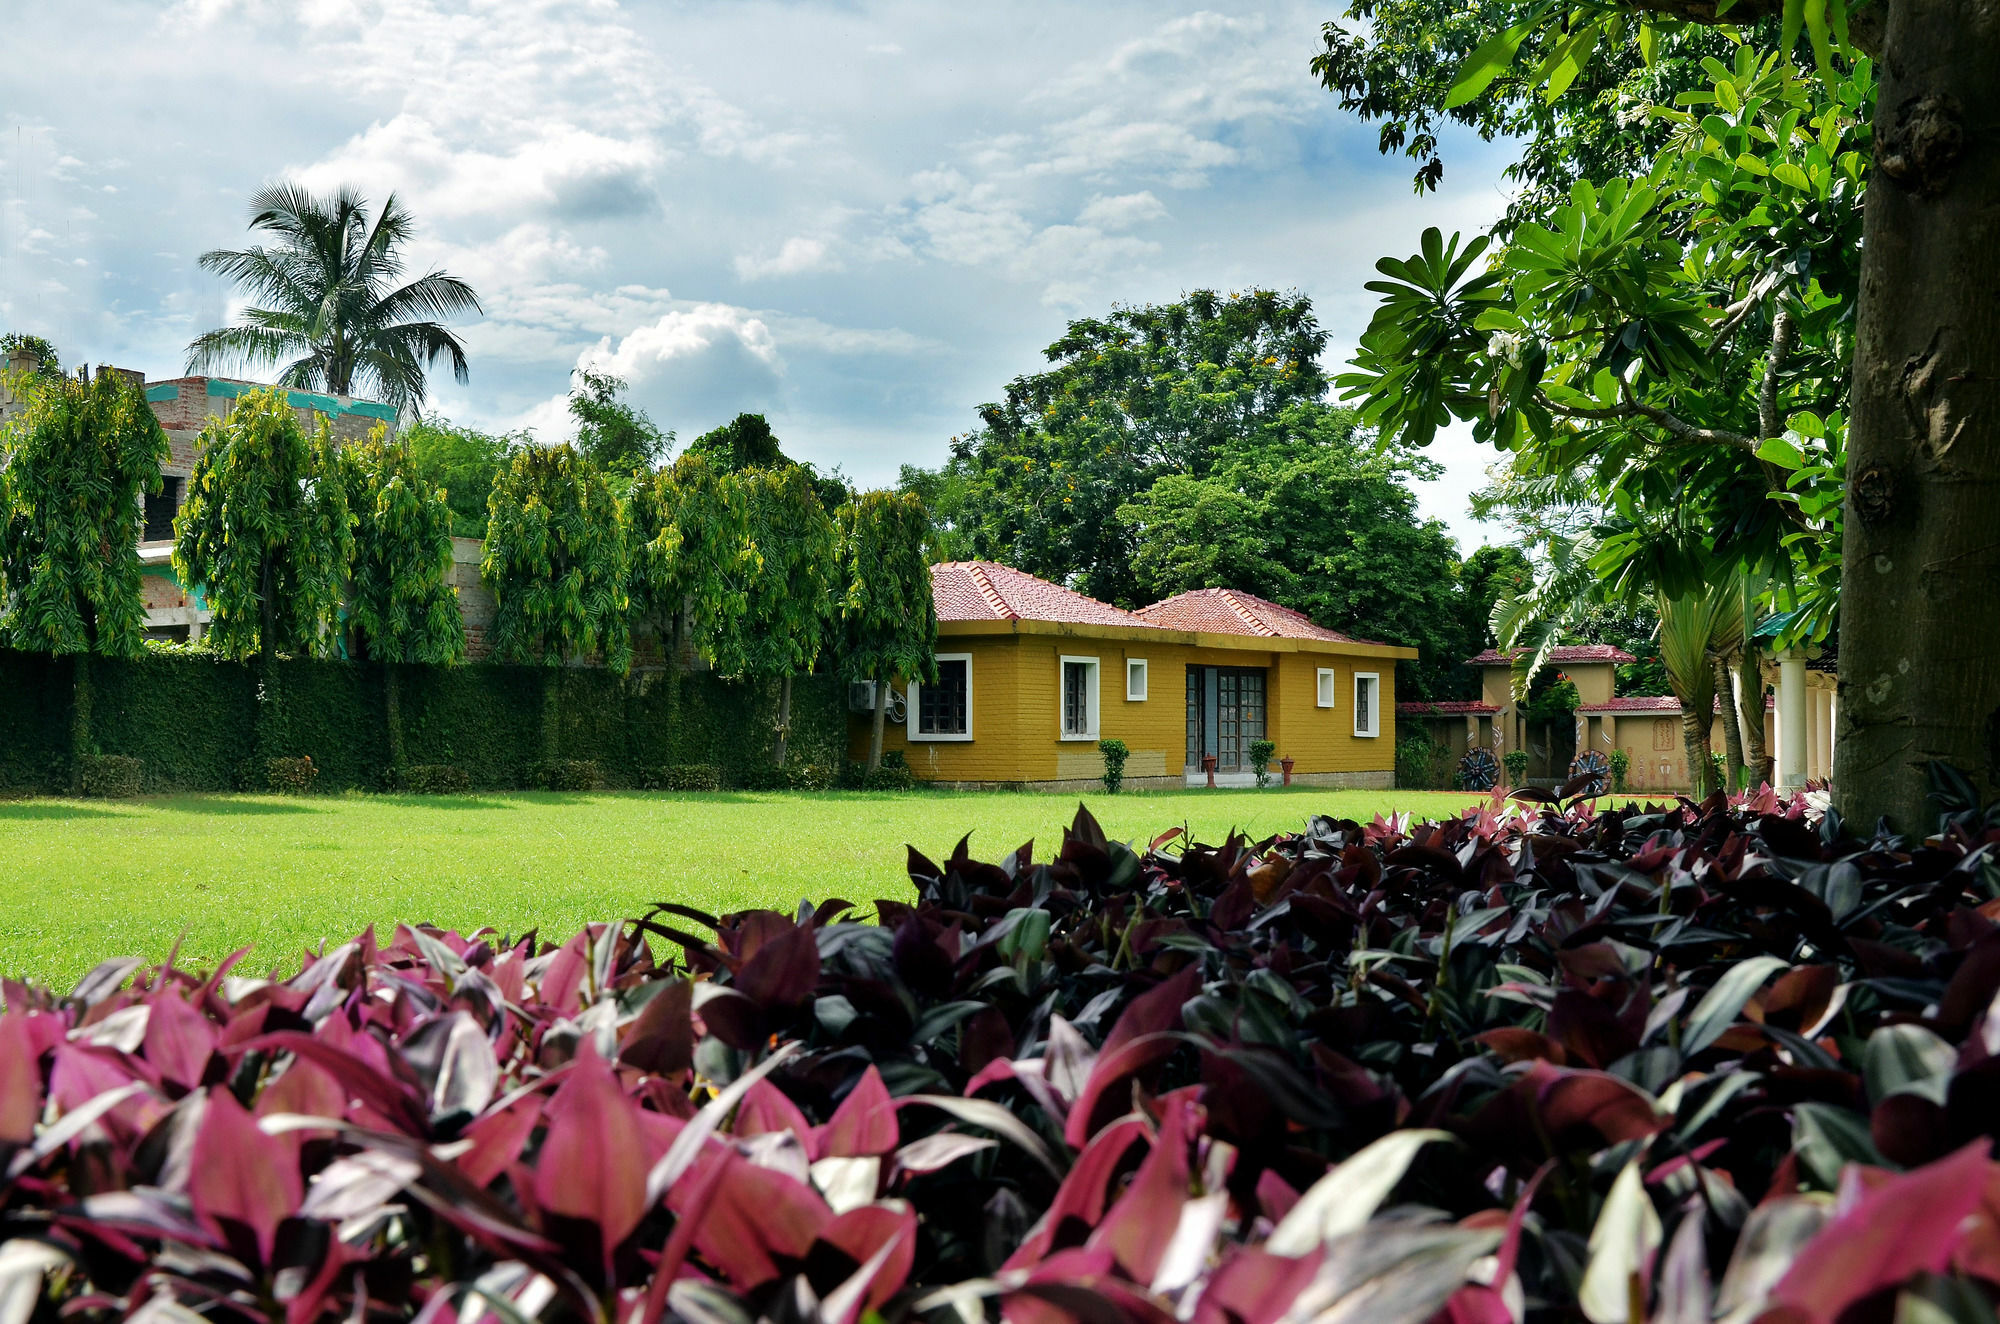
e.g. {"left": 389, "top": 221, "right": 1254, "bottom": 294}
{"left": 1656, "top": 580, "right": 1745, "bottom": 800}
{"left": 186, "top": 185, "right": 481, "bottom": 412}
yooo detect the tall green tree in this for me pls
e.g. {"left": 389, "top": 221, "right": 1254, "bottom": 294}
{"left": 932, "top": 290, "right": 1331, "bottom": 605}
{"left": 712, "top": 465, "right": 837, "bottom": 768}
{"left": 344, "top": 432, "right": 464, "bottom": 665}
{"left": 1331, "top": 0, "right": 1999, "bottom": 828}
{"left": 569, "top": 369, "right": 670, "bottom": 479}
{"left": 481, "top": 444, "right": 630, "bottom": 671}
{"left": 0, "top": 365, "right": 169, "bottom": 788}
{"left": 172, "top": 389, "right": 353, "bottom": 665}
{"left": 690, "top": 413, "right": 849, "bottom": 510}
{"left": 836, "top": 491, "right": 938, "bottom": 771}
{"left": 403, "top": 414, "right": 523, "bottom": 538}
{"left": 187, "top": 184, "right": 482, "bottom": 412}
{"left": 1113, "top": 402, "right": 1466, "bottom": 698}
{"left": 628, "top": 450, "right": 749, "bottom": 662}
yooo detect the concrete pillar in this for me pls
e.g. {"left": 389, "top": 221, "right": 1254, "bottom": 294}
{"left": 1777, "top": 650, "right": 1809, "bottom": 792}
{"left": 1816, "top": 687, "right": 1835, "bottom": 783}
{"left": 1828, "top": 690, "right": 1838, "bottom": 782}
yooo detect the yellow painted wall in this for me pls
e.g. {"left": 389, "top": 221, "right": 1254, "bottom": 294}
{"left": 854, "top": 627, "right": 1403, "bottom": 783}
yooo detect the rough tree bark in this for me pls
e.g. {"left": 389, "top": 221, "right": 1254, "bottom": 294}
{"left": 1835, "top": 0, "right": 2000, "bottom": 830}
{"left": 1715, "top": 655, "right": 1745, "bottom": 789}
{"left": 773, "top": 675, "right": 793, "bottom": 768}
{"left": 69, "top": 656, "right": 92, "bottom": 795}
{"left": 1682, "top": 708, "right": 1716, "bottom": 799}
{"left": 868, "top": 677, "right": 890, "bottom": 772}
{"left": 1738, "top": 650, "right": 1773, "bottom": 787}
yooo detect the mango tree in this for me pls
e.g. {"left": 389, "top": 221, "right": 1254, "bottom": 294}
{"left": 836, "top": 490, "right": 937, "bottom": 772}
{"left": 0, "top": 364, "right": 168, "bottom": 788}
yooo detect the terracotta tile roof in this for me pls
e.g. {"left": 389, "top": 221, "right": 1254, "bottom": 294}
{"left": 1396, "top": 700, "right": 1499, "bottom": 716}
{"left": 930, "top": 562, "right": 1152, "bottom": 629}
{"left": 1577, "top": 694, "right": 1776, "bottom": 714}
{"left": 1466, "top": 644, "right": 1637, "bottom": 666}
{"left": 1135, "top": 588, "right": 1375, "bottom": 643}
{"left": 1577, "top": 695, "right": 1682, "bottom": 713}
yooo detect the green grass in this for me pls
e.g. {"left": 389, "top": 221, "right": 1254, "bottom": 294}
{"left": 0, "top": 787, "right": 1482, "bottom": 986}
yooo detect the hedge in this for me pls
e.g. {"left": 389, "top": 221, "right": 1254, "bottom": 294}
{"left": 0, "top": 648, "right": 846, "bottom": 794}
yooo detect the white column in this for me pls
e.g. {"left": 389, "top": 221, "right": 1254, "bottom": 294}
{"left": 1828, "top": 690, "right": 1838, "bottom": 782}
{"left": 1816, "top": 687, "right": 1835, "bottom": 783}
{"left": 1777, "top": 650, "right": 1809, "bottom": 792}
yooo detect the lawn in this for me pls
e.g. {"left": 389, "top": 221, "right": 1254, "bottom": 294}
{"left": 0, "top": 786, "right": 1482, "bottom": 986}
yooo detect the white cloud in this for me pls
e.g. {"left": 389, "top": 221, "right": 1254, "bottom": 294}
{"left": 1077, "top": 191, "right": 1168, "bottom": 230}
{"left": 733, "top": 236, "right": 839, "bottom": 281}
{"left": 12, "top": 0, "right": 1518, "bottom": 549}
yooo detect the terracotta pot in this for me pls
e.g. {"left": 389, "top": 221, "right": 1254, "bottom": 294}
{"left": 1202, "top": 754, "right": 1217, "bottom": 789}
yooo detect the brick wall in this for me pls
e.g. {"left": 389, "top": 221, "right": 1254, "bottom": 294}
{"left": 449, "top": 537, "right": 495, "bottom": 660}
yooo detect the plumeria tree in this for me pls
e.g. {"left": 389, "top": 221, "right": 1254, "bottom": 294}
{"left": 172, "top": 388, "right": 353, "bottom": 665}
{"left": 0, "top": 365, "right": 168, "bottom": 787}
{"left": 836, "top": 490, "right": 937, "bottom": 772}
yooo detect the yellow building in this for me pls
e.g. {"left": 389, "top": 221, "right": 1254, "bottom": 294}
{"left": 851, "top": 562, "right": 1415, "bottom": 790}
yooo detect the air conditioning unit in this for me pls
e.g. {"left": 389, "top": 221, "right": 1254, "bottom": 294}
{"left": 847, "top": 682, "right": 907, "bottom": 723}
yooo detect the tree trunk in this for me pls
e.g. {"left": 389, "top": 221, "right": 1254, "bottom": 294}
{"left": 1835, "top": 1, "right": 2000, "bottom": 831}
{"left": 868, "top": 675, "right": 889, "bottom": 772}
{"left": 385, "top": 664, "right": 404, "bottom": 779}
{"left": 259, "top": 554, "right": 277, "bottom": 666}
{"left": 541, "top": 670, "right": 561, "bottom": 775}
{"left": 69, "top": 655, "right": 92, "bottom": 795}
{"left": 1682, "top": 710, "right": 1715, "bottom": 799}
{"left": 1715, "top": 655, "right": 1745, "bottom": 790}
{"left": 1739, "top": 649, "right": 1773, "bottom": 787}
{"left": 773, "top": 675, "right": 793, "bottom": 768}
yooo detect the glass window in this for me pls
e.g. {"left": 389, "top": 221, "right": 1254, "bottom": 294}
{"left": 1353, "top": 673, "right": 1379, "bottom": 737}
{"left": 143, "top": 476, "right": 181, "bottom": 542}
{"left": 1126, "top": 658, "right": 1148, "bottom": 701}
{"left": 1317, "top": 668, "right": 1336, "bottom": 708}
{"left": 1061, "top": 658, "right": 1098, "bottom": 738}
{"left": 917, "top": 657, "right": 969, "bottom": 736}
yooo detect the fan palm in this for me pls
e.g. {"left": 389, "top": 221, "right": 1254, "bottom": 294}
{"left": 186, "top": 185, "right": 481, "bottom": 413}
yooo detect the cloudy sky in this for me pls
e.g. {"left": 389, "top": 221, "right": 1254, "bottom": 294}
{"left": 1, "top": 0, "right": 1518, "bottom": 548}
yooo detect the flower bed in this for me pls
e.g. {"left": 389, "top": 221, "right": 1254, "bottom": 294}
{"left": 6, "top": 774, "right": 2000, "bottom": 1323}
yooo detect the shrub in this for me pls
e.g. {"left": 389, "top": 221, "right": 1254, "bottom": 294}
{"left": 1709, "top": 750, "right": 1728, "bottom": 795}
{"left": 1097, "top": 737, "right": 1129, "bottom": 793}
{"left": 266, "top": 754, "right": 316, "bottom": 793}
{"left": 1608, "top": 746, "right": 1631, "bottom": 791}
{"left": 863, "top": 749, "right": 915, "bottom": 791}
{"left": 641, "top": 763, "right": 724, "bottom": 791}
{"left": 1395, "top": 734, "right": 1452, "bottom": 789}
{"left": 10, "top": 777, "right": 2000, "bottom": 1324}
{"left": 1248, "top": 737, "right": 1276, "bottom": 788}
{"left": 1502, "top": 747, "right": 1529, "bottom": 785}
{"left": 398, "top": 763, "right": 470, "bottom": 794}
{"left": 526, "top": 758, "right": 602, "bottom": 791}
{"left": 78, "top": 753, "right": 142, "bottom": 798}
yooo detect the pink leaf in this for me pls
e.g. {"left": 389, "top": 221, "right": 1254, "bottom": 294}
{"left": 0, "top": 1015, "right": 45, "bottom": 1144}
{"left": 734, "top": 1078, "right": 812, "bottom": 1142}
{"left": 1005, "top": 1117, "right": 1151, "bottom": 1269}
{"left": 1770, "top": 1140, "right": 1992, "bottom": 1321}
{"left": 1089, "top": 1092, "right": 1198, "bottom": 1281}
{"left": 533, "top": 1041, "right": 648, "bottom": 1254}
{"left": 188, "top": 1087, "right": 302, "bottom": 1265}
{"left": 816, "top": 1066, "right": 899, "bottom": 1159}
{"left": 144, "top": 993, "right": 219, "bottom": 1091}
{"left": 819, "top": 1203, "right": 918, "bottom": 1315}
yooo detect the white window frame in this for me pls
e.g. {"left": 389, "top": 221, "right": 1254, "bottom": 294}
{"left": 908, "top": 653, "right": 974, "bottom": 742}
{"left": 1316, "top": 667, "right": 1336, "bottom": 709}
{"left": 1059, "top": 655, "right": 1101, "bottom": 741}
{"left": 1126, "top": 657, "right": 1148, "bottom": 702}
{"left": 1353, "top": 671, "right": 1380, "bottom": 738}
